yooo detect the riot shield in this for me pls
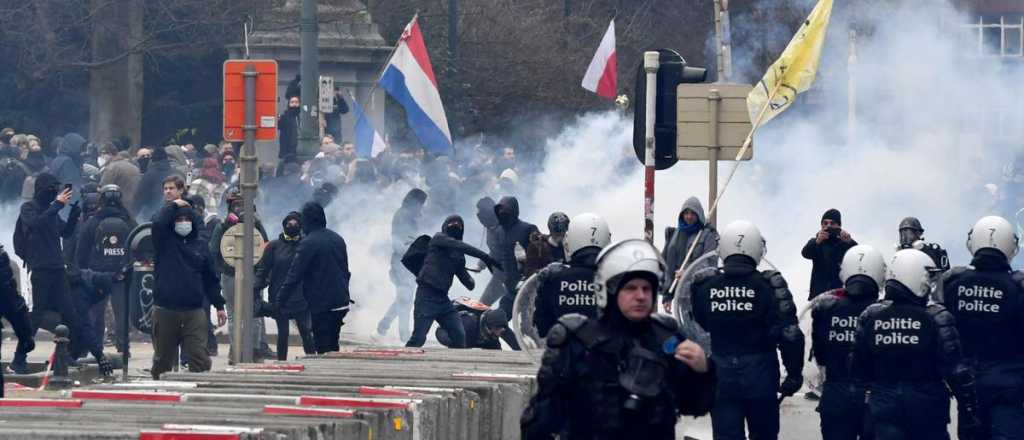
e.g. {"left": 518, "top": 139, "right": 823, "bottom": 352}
{"left": 510, "top": 273, "right": 543, "bottom": 363}
{"left": 671, "top": 252, "right": 781, "bottom": 357}
{"left": 126, "top": 223, "right": 155, "bottom": 334}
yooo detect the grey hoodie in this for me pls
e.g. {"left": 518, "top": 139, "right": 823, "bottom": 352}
{"left": 662, "top": 196, "right": 719, "bottom": 301}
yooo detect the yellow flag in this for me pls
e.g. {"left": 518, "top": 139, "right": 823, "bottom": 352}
{"left": 746, "top": 0, "right": 833, "bottom": 127}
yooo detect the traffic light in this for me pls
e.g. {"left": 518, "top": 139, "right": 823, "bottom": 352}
{"left": 632, "top": 49, "right": 708, "bottom": 170}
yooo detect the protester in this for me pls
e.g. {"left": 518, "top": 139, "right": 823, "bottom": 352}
{"left": 0, "top": 245, "right": 34, "bottom": 380}
{"left": 255, "top": 211, "right": 315, "bottom": 360}
{"left": 376, "top": 188, "right": 428, "bottom": 342}
{"left": 98, "top": 144, "right": 141, "bottom": 209}
{"left": 405, "top": 215, "right": 501, "bottom": 348}
{"left": 802, "top": 208, "right": 857, "bottom": 299}
{"left": 149, "top": 176, "right": 227, "bottom": 378}
{"left": 276, "top": 202, "right": 351, "bottom": 354}
{"left": 661, "top": 196, "right": 719, "bottom": 312}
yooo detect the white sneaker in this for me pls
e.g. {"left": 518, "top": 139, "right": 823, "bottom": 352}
{"left": 370, "top": 330, "right": 387, "bottom": 344}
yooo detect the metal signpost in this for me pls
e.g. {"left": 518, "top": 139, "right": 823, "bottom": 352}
{"left": 223, "top": 59, "right": 277, "bottom": 364}
{"left": 676, "top": 83, "right": 754, "bottom": 227}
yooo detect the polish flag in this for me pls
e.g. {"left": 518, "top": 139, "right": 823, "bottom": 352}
{"left": 582, "top": 20, "right": 617, "bottom": 99}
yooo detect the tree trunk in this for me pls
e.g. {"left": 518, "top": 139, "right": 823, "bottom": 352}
{"left": 89, "top": 0, "right": 144, "bottom": 147}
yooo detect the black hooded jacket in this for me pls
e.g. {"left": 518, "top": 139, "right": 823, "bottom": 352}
{"left": 277, "top": 107, "right": 300, "bottom": 159}
{"left": 416, "top": 215, "right": 493, "bottom": 297}
{"left": 493, "top": 196, "right": 539, "bottom": 290}
{"left": 255, "top": 234, "right": 307, "bottom": 317}
{"left": 277, "top": 202, "right": 351, "bottom": 313}
{"left": 17, "top": 173, "right": 79, "bottom": 271}
{"left": 150, "top": 202, "right": 225, "bottom": 311}
{"left": 391, "top": 189, "right": 427, "bottom": 265}
{"left": 50, "top": 132, "right": 84, "bottom": 200}
{"left": 802, "top": 235, "right": 857, "bottom": 299}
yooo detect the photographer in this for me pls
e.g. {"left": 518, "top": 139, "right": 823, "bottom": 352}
{"left": 801, "top": 208, "right": 857, "bottom": 300}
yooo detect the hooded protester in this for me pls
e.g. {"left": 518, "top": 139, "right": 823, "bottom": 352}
{"left": 50, "top": 132, "right": 85, "bottom": 202}
{"left": 149, "top": 181, "right": 227, "bottom": 379}
{"left": 0, "top": 146, "right": 31, "bottom": 203}
{"left": 183, "top": 193, "right": 219, "bottom": 358}
{"left": 277, "top": 96, "right": 301, "bottom": 161}
{"left": 802, "top": 208, "right": 858, "bottom": 300}
{"left": 134, "top": 146, "right": 184, "bottom": 220}
{"left": 276, "top": 202, "right": 351, "bottom": 354}
{"left": 14, "top": 173, "right": 108, "bottom": 374}
{"left": 164, "top": 145, "right": 190, "bottom": 178}
{"left": 521, "top": 239, "right": 715, "bottom": 439}
{"left": 405, "top": 215, "right": 502, "bottom": 348}
{"left": 255, "top": 211, "right": 314, "bottom": 360}
{"left": 493, "top": 196, "right": 539, "bottom": 315}
{"left": 0, "top": 245, "right": 34, "bottom": 392}
{"left": 661, "top": 196, "right": 719, "bottom": 311}
{"left": 98, "top": 144, "right": 141, "bottom": 209}
{"left": 476, "top": 197, "right": 507, "bottom": 306}
{"left": 376, "top": 189, "right": 428, "bottom": 342}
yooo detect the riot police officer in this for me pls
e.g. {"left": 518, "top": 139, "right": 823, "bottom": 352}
{"left": 528, "top": 213, "right": 611, "bottom": 338}
{"left": 852, "top": 249, "right": 982, "bottom": 440}
{"left": 897, "top": 217, "right": 949, "bottom": 272}
{"left": 521, "top": 239, "right": 715, "bottom": 440}
{"left": 941, "top": 216, "right": 1024, "bottom": 439}
{"left": 811, "top": 244, "right": 885, "bottom": 440}
{"left": 690, "top": 220, "right": 804, "bottom": 440}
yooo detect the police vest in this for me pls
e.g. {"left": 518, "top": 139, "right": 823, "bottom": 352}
{"left": 692, "top": 272, "right": 774, "bottom": 355}
{"left": 813, "top": 293, "right": 874, "bottom": 380}
{"left": 535, "top": 265, "right": 598, "bottom": 337}
{"left": 944, "top": 269, "right": 1024, "bottom": 362}
{"left": 862, "top": 302, "right": 941, "bottom": 383}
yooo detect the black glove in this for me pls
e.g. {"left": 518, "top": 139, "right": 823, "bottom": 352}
{"left": 16, "top": 338, "right": 35, "bottom": 355}
{"left": 96, "top": 354, "right": 113, "bottom": 377}
{"left": 778, "top": 375, "right": 803, "bottom": 400}
{"left": 957, "top": 404, "right": 986, "bottom": 440}
{"left": 255, "top": 299, "right": 278, "bottom": 318}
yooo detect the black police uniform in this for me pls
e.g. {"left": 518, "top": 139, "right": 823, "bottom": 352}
{"left": 521, "top": 312, "right": 716, "bottom": 440}
{"left": 852, "top": 282, "right": 979, "bottom": 440}
{"left": 690, "top": 255, "right": 804, "bottom": 440}
{"left": 942, "top": 248, "right": 1024, "bottom": 440}
{"left": 533, "top": 247, "right": 600, "bottom": 337}
{"left": 810, "top": 279, "right": 880, "bottom": 440}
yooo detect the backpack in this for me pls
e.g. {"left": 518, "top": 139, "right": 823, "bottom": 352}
{"left": 401, "top": 234, "right": 431, "bottom": 275}
{"left": 91, "top": 215, "right": 132, "bottom": 272}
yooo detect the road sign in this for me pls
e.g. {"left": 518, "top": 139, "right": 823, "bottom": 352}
{"left": 219, "top": 223, "right": 266, "bottom": 268}
{"left": 223, "top": 60, "right": 278, "bottom": 142}
{"left": 676, "top": 83, "right": 753, "bottom": 160}
{"left": 319, "top": 76, "right": 335, "bottom": 114}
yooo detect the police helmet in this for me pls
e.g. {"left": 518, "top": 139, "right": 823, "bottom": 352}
{"left": 593, "top": 239, "right": 665, "bottom": 311}
{"left": 840, "top": 244, "right": 886, "bottom": 288}
{"left": 718, "top": 220, "right": 767, "bottom": 264}
{"left": 885, "top": 249, "right": 936, "bottom": 298}
{"left": 563, "top": 213, "right": 611, "bottom": 257}
{"left": 99, "top": 184, "right": 121, "bottom": 206}
{"left": 966, "top": 216, "right": 1019, "bottom": 260}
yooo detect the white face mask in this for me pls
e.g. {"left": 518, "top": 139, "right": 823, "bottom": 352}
{"left": 97, "top": 156, "right": 108, "bottom": 167}
{"left": 174, "top": 221, "right": 192, "bottom": 237}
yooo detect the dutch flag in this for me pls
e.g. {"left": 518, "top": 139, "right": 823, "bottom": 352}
{"left": 351, "top": 96, "right": 387, "bottom": 158}
{"left": 380, "top": 17, "right": 452, "bottom": 155}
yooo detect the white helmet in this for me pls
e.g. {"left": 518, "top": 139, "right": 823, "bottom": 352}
{"left": 718, "top": 220, "right": 766, "bottom": 264}
{"left": 593, "top": 239, "right": 665, "bottom": 310}
{"left": 564, "top": 213, "right": 612, "bottom": 257}
{"left": 966, "top": 216, "right": 1019, "bottom": 260}
{"left": 886, "top": 249, "right": 936, "bottom": 298}
{"left": 840, "top": 245, "right": 886, "bottom": 288}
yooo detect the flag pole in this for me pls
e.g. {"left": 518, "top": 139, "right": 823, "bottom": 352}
{"left": 367, "top": 12, "right": 418, "bottom": 110}
{"left": 666, "top": 80, "right": 783, "bottom": 299}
